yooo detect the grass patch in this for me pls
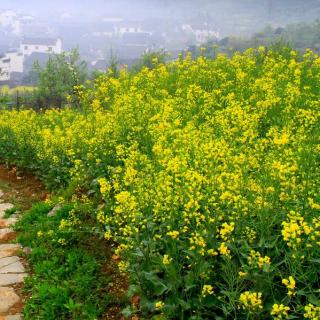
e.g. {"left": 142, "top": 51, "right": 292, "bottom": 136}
{"left": 15, "top": 202, "right": 123, "bottom": 320}
{"left": 3, "top": 206, "right": 18, "bottom": 218}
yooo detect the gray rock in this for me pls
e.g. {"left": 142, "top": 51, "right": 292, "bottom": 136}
{"left": 47, "top": 204, "right": 62, "bottom": 217}
{"left": 22, "top": 247, "right": 32, "bottom": 255}
{"left": 0, "top": 261, "right": 25, "bottom": 274}
{"left": 0, "top": 287, "right": 20, "bottom": 313}
{"left": 0, "top": 256, "right": 20, "bottom": 269}
{"left": 0, "top": 190, "right": 4, "bottom": 198}
{"left": 0, "top": 273, "right": 28, "bottom": 286}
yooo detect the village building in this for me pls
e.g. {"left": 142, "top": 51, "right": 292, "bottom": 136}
{"left": 182, "top": 23, "right": 220, "bottom": 44}
{"left": 0, "top": 10, "right": 17, "bottom": 28}
{"left": 5, "top": 49, "right": 24, "bottom": 73}
{"left": 115, "top": 21, "right": 143, "bottom": 35}
{"left": 0, "top": 49, "right": 24, "bottom": 82}
{"left": 20, "top": 37, "right": 62, "bottom": 56}
{"left": 0, "top": 53, "right": 10, "bottom": 81}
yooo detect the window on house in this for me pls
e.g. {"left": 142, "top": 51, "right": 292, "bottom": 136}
{"left": 35, "top": 46, "right": 39, "bottom": 50}
{"left": 48, "top": 47, "right": 53, "bottom": 52}
{"left": 24, "top": 46, "right": 28, "bottom": 50}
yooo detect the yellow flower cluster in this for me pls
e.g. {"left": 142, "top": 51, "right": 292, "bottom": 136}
{"left": 248, "top": 250, "right": 271, "bottom": 269}
{"left": 282, "top": 276, "right": 296, "bottom": 297}
{"left": 239, "top": 291, "right": 263, "bottom": 312}
{"left": 304, "top": 304, "right": 320, "bottom": 319}
{"left": 219, "top": 222, "right": 235, "bottom": 241}
{"left": 281, "top": 211, "right": 319, "bottom": 251}
{"left": 271, "top": 304, "right": 290, "bottom": 319}
{"left": 201, "top": 285, "right": 214, "bottom": 298}
{"left": 162, "top": 254, "right": 172, "bottom": 265}
{"left": 155, "top": 301, "right": 165, "bottom": 311}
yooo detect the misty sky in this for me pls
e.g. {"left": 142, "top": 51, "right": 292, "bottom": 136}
{"left": 2, "top": 0, "right": 320, "bottom": 19}
{"left": 1, "top": 0, "right": 320, "bottom": 36}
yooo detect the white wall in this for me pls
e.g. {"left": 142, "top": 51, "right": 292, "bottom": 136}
{"left": 6, "top": 52, "right": 24, "bottom": 73}
{"left": 116, "top": 26, "right": 142, "bottom": 35}
{"left": 20, "top": 39, "right": 62, "bottom": 56}
{"left": 0, "top": 10, "right": 16, "bottom": 27}
{"left": 0, "top": 59, "right": 10, "bottom": 81}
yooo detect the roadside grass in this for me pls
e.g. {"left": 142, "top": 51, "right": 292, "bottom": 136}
{"left": 1, "top": 167, "right": 128, "bottom": 319}
{"left": 14, "top": 202, "right": 126, "bottom": 320}
{"left": 3, "top": 206, "right": 19, "bottom": 218}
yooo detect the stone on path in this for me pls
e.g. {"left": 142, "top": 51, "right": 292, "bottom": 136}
{"left": 0, "top": 287, "right": 20, "bottom": 314}
{"left": 0, "top": 315, "right": 22, "bottom": 320}
{"left": 0, "top": 273, "right": 27, "bottom": 286}
{"left": 0, "top": 217, "right": 18, "bottom": 228}
{"left": 4, "top": 316, "right": 22, "bottom": 320}
{"left": 0, "top": 256, "right": 20, "bottom": 269}
{"left": 0, "top": 196, "right": 27, "bottom": 319}
{"left": 0, "top": 261, "right": 25, "bottom": 274}
{"left": 0, "top": 245, "right": 21, "bottom": 259}
{"left": 0, "top": 229, "right": 15, "bottom": 241}
{"left": 0, "top": 257, "right": 25, "bottom": 274}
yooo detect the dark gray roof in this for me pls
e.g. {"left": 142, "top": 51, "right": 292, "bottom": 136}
{"left": 22, "top": 37, "right": 58, "bottom": 46}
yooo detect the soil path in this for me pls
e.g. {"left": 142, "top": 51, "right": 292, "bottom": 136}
{"left": 0, "top": 195, "right": 25, "bottom": 320}
{"left": 0, "top": 166, "right": 47, "bottom": 320}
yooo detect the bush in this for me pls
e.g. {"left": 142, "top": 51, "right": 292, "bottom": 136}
{"left": 33, "top": 49, "right": 87, "bottom": 109}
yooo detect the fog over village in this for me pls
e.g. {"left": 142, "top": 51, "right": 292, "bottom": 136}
{"left": 1, "top": 0, "right": 320, "bottom": 85}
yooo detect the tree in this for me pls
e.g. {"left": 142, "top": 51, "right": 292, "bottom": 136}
{"left": 33, "top": 49, "right": 87, "bottom": 109}
{"left": 131, "top": 49, "right": 168, "bottom": 74}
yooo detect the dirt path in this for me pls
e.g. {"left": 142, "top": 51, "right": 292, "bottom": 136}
{"left": 0, "top": 166, "right": 47, "bottom": 320}
{"left": 0, "top": 195, "right": 26, "bottom": 320}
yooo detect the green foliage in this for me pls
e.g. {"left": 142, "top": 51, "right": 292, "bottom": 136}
{"left": 33, "top": 49, "right": 87, "bottom": 109}
{"left": 1, "top": 47, "right": 320, "bottom": 319}
{"left": 3, "top": 206, "right": 18, "bottom": 218}
{"left": 14, "top": 202, "right": 114, "bottom": 320}
{"left": 131, "top": 49, "right": 168, "bottom": 74}
{"left": 195, "top": 20, "right": 320, "bottom": 58}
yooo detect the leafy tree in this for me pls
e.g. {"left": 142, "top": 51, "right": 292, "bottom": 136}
{"left": 33, "top": 49, "right": 87, "bottom": 109}
{"left": 131, "top": 49, "right": 168, "bottom": 74}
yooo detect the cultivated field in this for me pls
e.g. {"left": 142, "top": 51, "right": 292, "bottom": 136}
{"left": 0, "top": 47, "right": 319, "bottom": 319}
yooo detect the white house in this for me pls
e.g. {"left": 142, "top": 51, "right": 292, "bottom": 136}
{"left": 20, "top": 37, "right": 62, "bottom": 56}
{"left": 0, "top": 54, "right": 11, "bottom": 81}
{"left": 0, "top": 10, "right": 17, "bottom": 28}
{"left": 0, "top": 50, "right": 24, "bottom": 81}
{"left": 6, "top": 50, "right": 24, "bottom": 73}
{"left": 115, "top": 21, "right": 143, "bottom": 35}
{"left": 182, "top": 23, "right": 220, "bottom": 44}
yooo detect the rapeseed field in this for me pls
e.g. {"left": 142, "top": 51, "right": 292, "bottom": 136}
{"left": 0, "top": 47, "right": 319, "bottom": 319}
